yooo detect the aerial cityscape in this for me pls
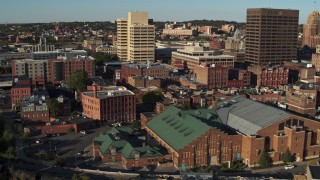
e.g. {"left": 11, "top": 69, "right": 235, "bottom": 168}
{"left": 1, "top": 0, "right": 320, "bottom": 180}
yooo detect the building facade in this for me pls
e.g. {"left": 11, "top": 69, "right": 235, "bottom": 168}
{"left": 248, "top": 65, "right": 289, "bottom": 87}
{"left": 12, "top": 59, "right": 48, "bottom": 86}
{"left": 120, "top": 63, "right": 171, "bottom": 83}
{"left": 286, "top": 89, "right": 317, "bottom": 117}
{"left": 47, "top": 56, "right": 95, "bottom": 85}
{"left": 117, "top": 12, "right": 155, "bottom": 63}
{"left": 81, "top": 85, "right": 136, "bottom": 125}
{"left": 303, "top": 11, "right": 320, "bottom": 48}
{"left": 193, "top": 64, "right": 229, "bottom": 89}
{"left": 171, "top": 46, "right": 234, "bottom": 71}
{"left": 246, "top": 8, "right": 299, "bottom": 65}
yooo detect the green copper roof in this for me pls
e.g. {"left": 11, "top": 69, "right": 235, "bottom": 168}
{"left": 146, "top": 106, "right": 225, "bottom": 151}
{"left": 94, "top": 127, "right": 163, "bottom": 159}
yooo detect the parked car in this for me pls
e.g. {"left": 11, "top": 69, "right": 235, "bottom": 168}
{"left": 80, "top": 130, "right": 87, "bottom": 135}
{"left": 284, "top": 164, "right": 295, "bottom": 170}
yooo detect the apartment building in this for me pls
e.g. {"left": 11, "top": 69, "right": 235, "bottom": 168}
{"left": 193, "top": 64, "right": 229, "bottom": 90}
{"left": 248, "top": 65, "right": 289, "bottom": 87}
{"left": 117, "top": 12, "right": 155, "bottom": 63}
{"left": 81, "top": 85, "right": 136, "bottom": 125}
{"left": 246, "top": 8, "right": 299, "bottom": 65}
{"left": 12, "top": 59, "right": 48, "bottom": 86}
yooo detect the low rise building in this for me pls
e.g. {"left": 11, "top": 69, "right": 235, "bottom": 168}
{"left": 48, "top": 56, "right": 95, "bottom": 85}
{"left": 128, "top": 76, "right": 161, "bottom": 88}
{"left": 145, "top": 96, "right": 320, "bottom": 168}
{"left": 286, "top": 88, "right": 317, "bottom": 117}
{"left": 284, "top": 60, "right": 316, "bottom": 83}
{"left": 120, "top": 63, "right": 172, "bottom": 83}
{"left": 145, "top": 107, "right": 242, "bottom": 168}
{"left": 248, "top": 65, "right": 289, "bottom": 88}
{"left": 83, "top": 38, "right": 103, "bottom": 50}
{"left": 194, "top": 64, "right": 229, "bottom": 90}
{"left": 93, "top": 127, "right": 167, "bottom": 168}
{"left": 81, "top": 85, "right": 136, "bottom": 125}
{"left": 96, "top": 45, "right": 117, "bottom": 54}
{"left": 11, "top": 77, "right": 32, "bottom": 105}
{"left": 171, "top": 46, "right": 234, "bottom": 71}
{"left": 20, "top": 90, "right": 50, "bottom": 125}
{"left": 162, "top": 29, "right": 197, "bottom": 36}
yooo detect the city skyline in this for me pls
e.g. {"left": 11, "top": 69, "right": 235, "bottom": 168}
{"left": 0, "top": 0, "right": 319, "bottom": 24}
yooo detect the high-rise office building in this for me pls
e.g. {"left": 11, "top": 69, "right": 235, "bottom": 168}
{"left": 246, "top": 8, "right": 299, "bottom": 65}
{"left": 117, "top": 12, "right": 155, "bottom": 63}
{"left": 302, "top": 11, "right": 320, "bottom": 48}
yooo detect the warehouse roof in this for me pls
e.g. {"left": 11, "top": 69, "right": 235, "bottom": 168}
{"left": 217, "top": 96, "right": 291, "bottom": 135}
{"left": 146, "top": 106, "right": 236, "bottom": 151}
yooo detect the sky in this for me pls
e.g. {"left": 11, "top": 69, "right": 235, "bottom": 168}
{"left": 0, "top": 0, "right": 318, "bottom": 24}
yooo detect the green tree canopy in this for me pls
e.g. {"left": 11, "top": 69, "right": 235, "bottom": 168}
{"left": 282, "top": 148, "right": 293, "bottom": 164}
{"left": 91, "top": 52, "right": 118, "bottom": 67}
{"left": 47, "top": 99, "right": 61, "bottom": 118}
{"left": 259, "top": 150, "right": 272, "bottom": 168}
{"left": 72, "top": 173, "right": 90, "bottom": 180}
{"left": 142, "top": 91, "right": 163, "bottom": 111}
{"left": 67, "top": 70, "right": 92, "bottom": 91}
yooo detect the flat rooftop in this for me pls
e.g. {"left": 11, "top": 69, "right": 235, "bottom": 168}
{"left": 83, "top": 88, "right": 134, "bottom": 99}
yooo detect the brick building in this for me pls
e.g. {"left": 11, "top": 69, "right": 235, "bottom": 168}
{"left": 284, "top": 61, "right": 316, "bottom": 83}
{"left": 120, "top": 63, "right": 171, "bottom": 83}
{"left": 248, "top": 65, "right": 289, "bottom": 88}
{"left": 144, "top": 96, "right": 320, "bottom": 168}
{"left": 127, "top": 76, "right": 162, "bottom": 88}
{"left": 216, "top": 96, "right": 320, "bottom": 166}
{"left": 145, "top": 107, "right": 242, "bottom": 168}
{"left": 20, "top": 90, "right": 50, "bottom": 125}
{"left": 209, "top": 37, "right": 225, "bottom": 50}
{"left": 81, "top": 85, "right": 136, "bottom": 125}
{"left": 11, "top": 77, "right": 32, "bottom": 105}
{"left": 93, "top": 127, "right": 167, "bottom": 168}
{"left": 48, "top": 56, "right": 95, "bottom": 85}
{"left": 286, "top": 89, "right": 317, "bottom": 117}
{"left": 193, "top": 64, "right": 229, "bottom": 89}
{"left": 228, "top": 69, "right": 251, "bottom": 87}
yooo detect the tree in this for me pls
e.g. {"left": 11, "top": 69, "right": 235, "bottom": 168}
{"left": 282, "top": 148, "right": 293, "bottom": 164}
{"left": 258, "top": 150, "right": 272, "bottom": 168}
{"left": 72, "top": 173, "right": 90, "bottom": 180}
{"left": 91, "top": 52, "right": 119, "bottom": 67}
{"left": 47, "top": 99, "right": 61, "bottom": 118}
{"left": 55, "top": 157, "right": 66, "bottom": 167}
{"left": 67, "top": 70, "right": 92, "bottom": 92}
{"left": 142, "top": 91, "right": 163, "bottom": 111}
{"left": 131, "top": 120, "right": 141, "bottom": 129}
{"left": 22, "top": 132, "right": 30, "bottom": 146}
{"left": 67, "top": 127, "right": 75, "bottom": 133}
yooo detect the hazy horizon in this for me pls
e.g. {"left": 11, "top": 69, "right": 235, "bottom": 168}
{"left": 0, "top": 0, "right": 318, "bottom": 24}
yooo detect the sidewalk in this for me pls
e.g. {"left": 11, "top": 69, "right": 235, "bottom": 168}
{"left": 250, "top": 161, "right": 307, "bottom": 173}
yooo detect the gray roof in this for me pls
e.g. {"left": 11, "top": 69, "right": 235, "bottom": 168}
{"left": 309, "top": 165, "right": 320, "bottom": 179}
{"left": 217, "top": 96, "right": 291, "bottom": 135}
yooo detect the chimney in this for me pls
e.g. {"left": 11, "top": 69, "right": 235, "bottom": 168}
{"left": 142, "top": 141, "right": 146, "bottom": 147}
{"left": 212, "top": 100, "right": 218, "bottom": 110}
{"left": 93, "top": 83, "right": 97, "bottom": 98}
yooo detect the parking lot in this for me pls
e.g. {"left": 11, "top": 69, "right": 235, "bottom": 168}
{"left": 25, "top": 126, "right": 111, "bottom": 166}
